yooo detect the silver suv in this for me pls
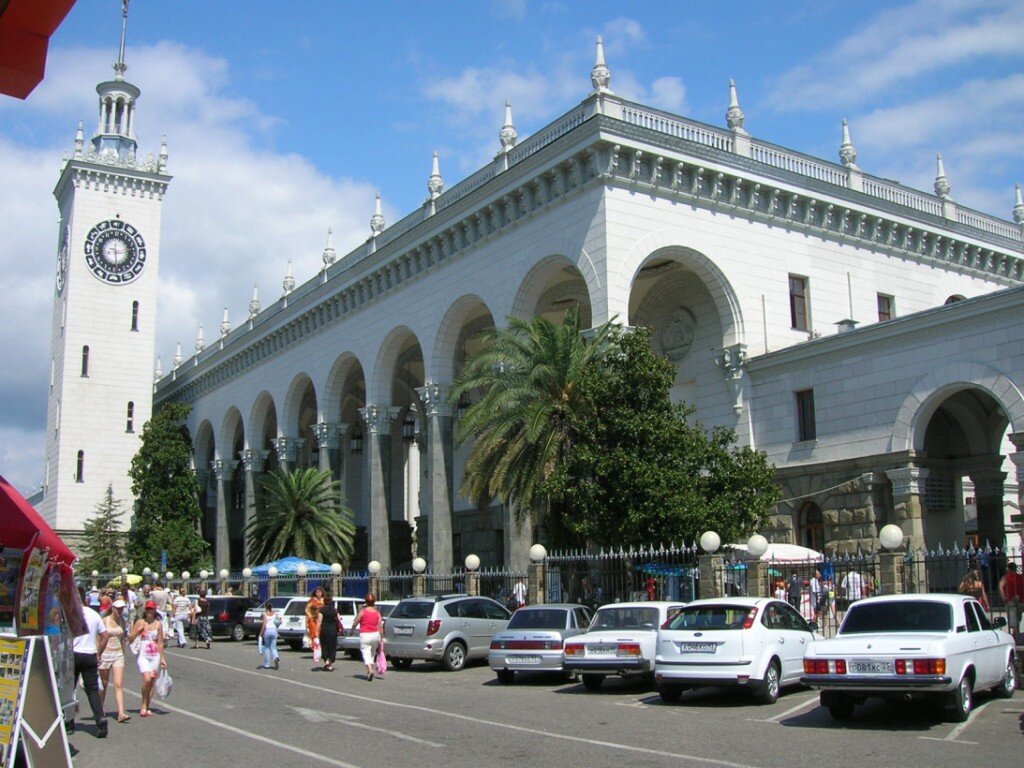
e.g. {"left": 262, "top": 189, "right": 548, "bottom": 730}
{"left": 383, "top": 595, "right": 512, "bottom": 671}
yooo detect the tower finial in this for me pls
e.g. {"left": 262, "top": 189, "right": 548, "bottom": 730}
{"left": 1012, "top": 184, "right": 1024, "bottom": 226}
{"left": 220, "top": 307, "right": 230, "bottom": 337}
{"left": 74, "top": 120, "right": 84, "bottom": 158}
{"left": 726, "top": 79, "right": 746, "bottom": 133}
{"left": 194, "top": 325, "right": 205, "bottom": 355}
{"left": 428, "top": 151, "right": 444, "bottom": 200}
{"left": 370, "top": 192, "right": 385, "bottom": 235}
{"left": 499, "top": 99, "right": 518, "bottom": 150}
{"left": 248, "top": 283, "right": 261, "bottom": 318}
{"left": 839, "top": 118, "right": 858, "bottom": 168}
{"left": 934, "top": 153, "right": 951, "bottom": 198}
{"left": 322, "top": 228, "right": 336, "bottom": 267}
{"left": 282, "top": 260, "right": 295, "bottom": 295}
{"left": 114, "top": 0, "right": 130, "bottom": 81}
{"left": 172, "top": 342, "right": 183, "bottom": 369}
{"left": 591, "top": 36, "right": 612, "bottom": 93}
{"left": 154, "top": 356, "right": 162, "bottom": 381}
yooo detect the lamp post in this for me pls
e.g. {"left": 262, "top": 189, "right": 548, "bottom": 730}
{"left": 528, "top": 544, "right": 547, "bottom": 605}
{"left": 142, "top": 567, "right": 152, "bottom": 584}
{"left": 268, "top": 566, "right": 279, "bottom": 598}
{"left": 199, "top": 569, "right": 209, "bottom": 593}
{"left": 330, "top": 563, "right": 342, "bottom": 597}
{"left": 411, "top": 557, "right": 426, "bottom": 597}
{"left": 219, "top": 568, "right": 229, "bottom": 595}
{"left": 242, "top": 567, "right": 252, "bottom": 597}
{"left": 182, "top": 571, "right": 191, "bottom": 594}
{"left": 296, "top": 563, "right": 308, "bottom": 595}
{"left": 120, "top": 566, "right": 128, "bottom": 588}
{"left": 91, "top": 570, "right": 99, "bottom": 589}
{"left": 698, "top": 531, "right": 722, "bottom": 600}
{"left": 879, "top": 524, "right": 905, "bottom": 551}
{"left": 877, "top": 523, "right": 907, "bottom": 597}
{"left": 367, "top": 560, "right": 381, "bottom": 599}
{"left": 464, "top": 554, "right": 480, "bottom": 596}
{"left": 746, "top": 534, "right": 770, "bottom": 597}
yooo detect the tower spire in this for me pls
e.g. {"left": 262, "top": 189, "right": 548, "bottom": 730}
{"left": 934, "top": 153, "right": 951, "bottom": 198}
{"left": 322, "top": 228, "right": 337, "bottom": 267}
{"left": 114, "top": 0, "right": 130, "bottom": 81}
{"left": 428, "top": 151, "right": 444, "bottom": 200}
{"left": 591, "top": 36, "right": 613, "bottom": 93}
{"left": 499, "top": 99, "right": 518, "bottom": 151}
{"left": 370, "top": 193, "right": 385, "bottom": 236}
{"left": 1012, "top": 184, "right": 1024, "bottom": 227}
{"left": 839, "top": 118, "right": 858, "bottom": 168}
{"left": 726, "top": 79, "right": 746, "bottom": 133}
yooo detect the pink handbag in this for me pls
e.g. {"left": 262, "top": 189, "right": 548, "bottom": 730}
{"left": 375, "top": 640, "right": 387, "bottom": 676}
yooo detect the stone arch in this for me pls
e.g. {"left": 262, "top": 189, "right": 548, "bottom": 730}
{"left": 195, "top": 419, "right": 215, "bottom": 464}
{"left": 369, "top": 326, "right": 423, "bottom": 405}
{"left": 323, "top": 352, "right": 365, "bottom": 424}
{"left": 219, "top": 407, "right": 243, "bottom": 458}
{"left": 248, "top": 391, "right": 278, "bottom": 449}
{"left": 509, "top": 253, "right": 596, "bottom": 327}
{"left": 282, "top": 373, "right": 318, "bottom": 437}
{"left": 429, "top": 294, "right": 497, "bottom": 383}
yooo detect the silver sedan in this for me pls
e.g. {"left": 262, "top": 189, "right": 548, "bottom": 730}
{"left": 489, "top": 603, "right": 592, "bottom": 684}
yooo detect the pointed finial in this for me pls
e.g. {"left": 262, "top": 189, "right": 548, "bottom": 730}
{"left": 591, "top": 36, "right": 613, "bottom": 93}
{"left": 499, "top": 99, "right": 517, "bottom": 150}
{"left": 322, "top": 228, "right": 336, "bottom": 267}
{"left": 74, "top": 120, "right": 84, "bottom": 158}
{"left": 726, "top": 79, "right": 746, "bottom": 133}
{"left": 172, "top": 342, "right": 183, "bottom": 369}
{"left": 194, "top": 325, "right": 205, "bottom": 354}
{"left": 934, "top": 153, "right": 951, "bottom": 198}
{"left": 282, "top": 260, "right": 295, "bottom": 295}
{"left": 369, "top": 192, "right": 385, "bottom": 236}
{"left": 427, "top": 151, "right": 444, "bottom": 200}
{"left": 1013, "top": 184, "right": 1024, "bottom": 226}
{"left": 839, "top": 118, "right": 858, "bottom": 168}
{"left": 248, "top": 283, "right": 261, "bottom": 318}
{"left": 154, "top": 356, "right": 162, "bottom": 381}
{"left": 220, "top": 307, "right": 230, "bottom": 337}
{"left": 113, "top": 0, "right": 130, "bottom": 81}
{"left": 158, "top": 135, "right": 168, "bottom": 173}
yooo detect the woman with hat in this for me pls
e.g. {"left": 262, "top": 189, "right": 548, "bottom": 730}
{"left": 128, "top": 600, "right": 167, "bottom": 717}
{"left": 99, "top": 598, "right": 131, "bottom": 723}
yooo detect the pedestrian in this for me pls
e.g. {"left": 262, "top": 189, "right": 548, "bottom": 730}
{"left": 958, "top": 568, "right": 989, "bottom": 610}
{"left": 318, "top": 589, "right": 341, "bottom": 672}
{"left": 772, "top": 578, "right": 786, "bottom": 601}
{"left": 151, "top": 580, "right": 170, "bottom": 633}
{"left": 305, "top": 586, "right": 324, "bottom": 652}
{"left": 128, "top": 600, "right": 167, "bottom": 717}
{"left": 512, "top": 577, "right": 527, "bottom": 609}
{"left": 351, "top": 593, "right": 382, "bottom": 681}
{"left": 258, "top": 601, "right": 280, "bottom": 670}
{"left": 822, "top": 576, "right": 837, "bottom": 620}
{"left": 809, "top": 571, "right": 823, "bottom": 613}
{"left": 191, "top": 589, "right": 212, "bottom": 649}
{"left": 841, "top": 570, "right": 864, "bottom": 605}
{"left": 72, "top": 585, "right": 109, "bottom": 738}
{"left": 786, "top": 571, "right": 802, "bottom": 609}
{"left": 998, "top": 562, "right": 1024, "bottom": 641}
{"left": 170, "top": 589, "right": 192, "bottom": 648}
{"left": 99, "top": 598, "right": 131, "bottom": 723}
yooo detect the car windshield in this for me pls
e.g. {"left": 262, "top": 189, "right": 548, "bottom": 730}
{"left": 508, "top": 609, "right": 567, "bottom": 630}
{"left": 668, "top": 605, "right": 751, "bottom": 630}
{"left": 591, "top": 607, "right": 660, "bottom": 630}
{"left": 264, "top": 597, "right": 290, "bottom": 610}
{"left": 391, "top": 601, "right": 433, "bottom": 620}
{"left": 283, "top": 600, "right": 308, "bottom": 616}
{"left": 840, "top": 601, "right": 953, "bottom": 634}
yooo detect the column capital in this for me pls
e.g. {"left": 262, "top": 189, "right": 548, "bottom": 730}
{"left": 270, "top": 436, "right": 304, "bottom": 462}
{"left": 360, "top": 404, "right": 400, "bottom": 434}
{"left": 312, "top": 421, "right": 346, "bottom": 449}
{"left": 239, "top": 448, "right": 269, "bottom": 473}
{"left": 967, "top": 468, "right": 1007, "bottom": 499}
{"left": 416, "top": 382, "right": 453, "bottom": 418}
{"left": 211, "top": 458, "right": 239, "bottom": 481}
{"left": 885, "top": 466, "right": 929, "bottom": 497}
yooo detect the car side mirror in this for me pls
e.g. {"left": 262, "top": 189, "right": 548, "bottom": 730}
{"left": 994, "top": 616, "right": 1007, "bottom": 629}
{"left": 808, "top": 621, "right": 819, "bottom": 632}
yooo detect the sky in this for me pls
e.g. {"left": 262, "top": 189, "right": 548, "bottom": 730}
{"left": 1, "top": 0, "right": 1023, "bottom": 496}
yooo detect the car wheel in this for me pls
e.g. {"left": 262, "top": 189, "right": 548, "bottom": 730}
{"left": 581, "top": 674, "right": 604, "bottom": 691}
{"left": 392, "top": 658, "right": 412, "bottom": 669}
{"left": 231, "top": 623, "right": 246, "bottom": 642}
{"left": 949, "top": 673, "right": 973, "bottom": 723}
{"left": 756, "top": 659, "right": 781, "bottom": 705}
{"left": 442, "top": 642, "right": 467, "bottom": 672}
{"left": 822, "top": 691, "right": 855, "bottom": 720}
{"left": 657, "top": 683, "right": 683, "bottom": 703}
{"left": 993, "top": 657, "right": 1017, "bottom": 699}
{"left": 288, "top": 640, "right": 303, "bottom": 651}
{"left": 496, "top": 669, "right": 515, "bottom": 684}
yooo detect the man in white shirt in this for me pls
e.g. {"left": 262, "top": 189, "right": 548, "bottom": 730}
{"left": 511, "top": 577, "right": 528, "bottom": 608}
{"left": 841, "top": 570, "right": 864, "bottom": 602}
{"left": 171, "top": 591, "right": 192, "bottom": 648}
{"left": 151, "top": 581, "right": 170, "bottom": 633}
{"left": 73, "top": 585, "right": 109, "bottom": 738}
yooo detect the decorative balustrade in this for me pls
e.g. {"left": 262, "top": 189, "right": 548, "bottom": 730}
{"left": 749, "top": 143, "right": 847, "bottom": 186}
{"left": 620, "top": 103, "right": 732, "bottom": 151}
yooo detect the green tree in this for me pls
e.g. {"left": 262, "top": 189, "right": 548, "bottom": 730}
{"left": 128, "top": 402, "right": 209, "bottom": 570}
{"left": 450, "top": 306, "right": 615, "bottom": 531}
{"left": 77, "top": 484, "right": 127, "bottom": 575}
{"left": 246, "top": 468, "right": 356, "bottom": 566}
{"left": 545, "top": 326, "right": 780, "bottom": 547}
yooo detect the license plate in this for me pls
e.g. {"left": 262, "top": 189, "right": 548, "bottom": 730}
{"left": 677, "top": 642, "right": 717, "bottom": 654}
{"left": 589, "top": 643, "right": 616, "bottom": 654}
{"left": 507, "top": 656, "right": 541, "bottom": 665}
{"left": 393, "top": 626, "right": 414, "bottom": 636}
{"left": 850, "top": 660, "right": 894, "bottom": 675}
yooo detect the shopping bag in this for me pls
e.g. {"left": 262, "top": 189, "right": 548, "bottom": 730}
{"left": 375, "top": 640, "right": 387, "bottom": 677}
{"left": 154, "top": 669, "right": 173, "bottom": 700}
{"left": 312, "top": 638, "right": 322, "bottom": 662}
{"left": 129, "top": 635, "right": 142, "bottom": 655}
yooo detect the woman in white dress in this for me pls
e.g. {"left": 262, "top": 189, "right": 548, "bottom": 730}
{"left": 128, "top": 600, "right": 167, "bottom": 717}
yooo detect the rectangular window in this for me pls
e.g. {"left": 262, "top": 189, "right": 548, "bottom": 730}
{"left": 796, "top": 389, "right": 816, "bottom": 442}
{"left": 877, "top": 293, "right": 893, "bottom": 322}
{"left": 126, "top": 401, "right": 135, "bottom": 433}
{"left": 789, "top": 275, "right": 809, "bottom": 331}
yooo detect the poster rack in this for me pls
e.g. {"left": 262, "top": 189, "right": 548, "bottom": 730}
{"left": 0, "top": 635, "right": 71, "bottom": 768}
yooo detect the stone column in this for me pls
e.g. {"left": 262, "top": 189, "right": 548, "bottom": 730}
{"left": 271, "top": 436, "right": 304, "bottom": 475}
{"left": 503, "top": 505, "right": 532, "bottom": 571}
{"left": 698, "top": 554, "right": 725, "bottom": 599}
{"left": 528, "top": 560, "right": 545, "bottom": 605}
{"left": 747, "top": 560, "right": 771, "bottom": 598}
{"left": 239, "top": 449, "right": 268, "bottom": 567}
{"left": 360, "top": 405, "right": 399, "bottom": 572}
{"left": 465, "top": 570, "right": 480, "bottom": 597}
{"left": 211, "top": 458, "right": 238, "bottom": 573}
{"left": 1008, "top": 432, "right": 1024, "bottom": 539}
{"left": 416, "top": 383, "right": 455, "bottom": 573}
{"left": 412, "top": 572, "right": 425, "bottom": 597}
{"left": 877, "top": 551, "right": 904, "bottom": 596}
{"left": 968, "top": 465, "right": 1007, "bottom": 549}
{"left": 885, "top": 466, "right": 929, "bottom": 553}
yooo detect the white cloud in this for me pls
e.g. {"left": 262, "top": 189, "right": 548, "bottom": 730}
{"left": 601, "top": 17, "right": 646, "bottom": 56}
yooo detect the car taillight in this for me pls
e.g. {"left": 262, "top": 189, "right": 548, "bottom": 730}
{"left": 426, "top": 620, "right": 441, "bottom": 636}
{"left": 895, "top": 658, "right": 945, "bottom": 675}
{"left": 804, "top": 659, "right": 846, "bottom": 675}
{"left": 564, "top": 643, "right": 583, "bottom": 656}
{"left": 490, "top": 641, "right": 502, "bottom": 650}
{"left": 742, "top": 607, "right": 758, "bottom": 629}
{"left": 218, "top": 612, "right": 229, "bottom": 622}
{"left": 616, "top": 643, "right": 641, "bottom": 657}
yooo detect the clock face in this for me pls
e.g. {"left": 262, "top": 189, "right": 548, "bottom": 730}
{"left": 83, "top": 219, "right": 147, "bottom": 284}
{"left": 55, "top": 226, "right": 69, "bottom": 295}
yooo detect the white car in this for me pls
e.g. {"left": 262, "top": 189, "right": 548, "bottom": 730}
{"left": 654, "top": 597, "right": 820, "bottom": 704}
{"left": 242, "top": 596, "right": 291, "bottom": 637}
{"left": 802, "top": 594, "right": 1017, "bottom": 722}
{"left": 563, "top": 601, "right": 686, "bottom": 691}
{"left": 278, "top": 596, "right": 362, "bottom": 650}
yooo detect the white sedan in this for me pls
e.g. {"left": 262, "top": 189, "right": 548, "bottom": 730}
{"left": 654, "top": 597, "right": 820, "bottom": 704}
{"left": 563, "top": 601, "right": 686, "bottom": 691}
{"left": 802, "top": 594, "right": 1017, "bottom": 722}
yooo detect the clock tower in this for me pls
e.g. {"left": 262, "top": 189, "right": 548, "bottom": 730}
{"left": 38, "top": 2, "right": 171, "bottom": 546}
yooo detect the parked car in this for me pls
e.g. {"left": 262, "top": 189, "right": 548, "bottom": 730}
{"left": 655, "top": 597, "right": 820, "bottom": 704}
{"left": 383, "top": 595, "right": 511, "bottom": 671}
{"left": 205, "top": 596, "right": 258, "bottom": 641}
{"left": 563, "top": 601, "right": 686, "bottom": 691}
{"left": 489, "top": 603, "right": 592, "bottom": 683}
{"left": 242, "top": 596, "right": 292, "bottom": 637}
{"left": 340, "top": 599, "right": 398, "bottom": 658}
{"left": 801, "top": 594, "right": 1017, "bottom": 722}
{"left": 278, "top": 596, "right": 362, "bottom": 650}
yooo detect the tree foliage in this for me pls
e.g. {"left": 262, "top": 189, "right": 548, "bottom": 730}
{"left": 127, "top": 402, "right": 209, "bottom": 570}
{"left": 77, "top": 484, "right": 127, "bottom": 575}
{"left": 246, "top": 468, "right": 356, "bottom": 566}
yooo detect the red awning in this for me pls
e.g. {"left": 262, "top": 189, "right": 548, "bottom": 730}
{"left": 0, "top": 475, "right": 76, "bottom": 565}
{"left": 0, "top": 0, "right": 77, "bottom": 99}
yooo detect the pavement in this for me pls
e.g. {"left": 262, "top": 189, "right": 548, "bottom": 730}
{"left": 64, "top": 639, "right": 1023, "bottom": 768}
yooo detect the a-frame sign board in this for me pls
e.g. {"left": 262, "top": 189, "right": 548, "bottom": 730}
{"left": 0, "top": 635, "right": 71, "bottom": 768}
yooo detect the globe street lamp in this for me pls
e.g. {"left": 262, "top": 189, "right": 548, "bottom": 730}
{"left": 879, "top": 524, "right": 905, "bottom": 551}
{"left": 529, "top": 544, "right": 547, "bottom": 562}
{"left": 699, "top": 531, "right": 721, "bottom": 554}
{"left": 296, "top": 563, "right": 308, "bottom": 594}
{"left": 411, "top": 558, "right": 426, "bottom": 574}
{"left": 367, "top": 561, "right": 381, "bottom": 575}
{"left": 464, "top": 554, "right": 480, "bottom": 571}
{"left": 367, "top": 560, "right": 382, "bottom": 598}
{"left": 268, "top": 565, "right": 279, "bottom": 597}
{"left": 747, "top": 534, "right": 769, "bottom": 559}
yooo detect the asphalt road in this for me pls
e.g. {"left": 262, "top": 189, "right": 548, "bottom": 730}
{"left": 64, "top": 639, "right": 1023, "bottom": 768}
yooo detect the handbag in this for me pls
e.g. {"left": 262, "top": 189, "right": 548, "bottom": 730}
{"left": 375, "top": 639, "right": 387, "bottom": 677}
{"left": 154, "top": 669, "right": 173, "bottom": 700}
{"left": 312, "top": 637, "right": 322, "bottom": 662}
{"left": 130, "top": 634, "right": 142, "bottom": 655}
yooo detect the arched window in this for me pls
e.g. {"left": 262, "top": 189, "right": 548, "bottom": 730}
{"left": 131, "top": 301, "right": 139, "bottom": 331}
{"left": 75, "top": 450, "right": 85, "bottom": 482}
{"left": 798, "top": 502, "right": 824, "bottom": 552}
{"left": 81, "top": 345, "right": 89, "bottom": 377}
{"left": 126, "top": 401, "right": 135, "bottom": 433}
{"left": 945, "top": 294, "right": 966, "bottom": 304}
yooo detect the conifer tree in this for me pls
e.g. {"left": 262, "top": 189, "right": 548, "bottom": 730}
{"left": 77, "top": 484, "right": 127, "bottom": 576}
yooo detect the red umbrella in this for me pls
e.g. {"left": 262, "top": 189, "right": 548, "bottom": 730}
{"left": 0, "top": 475, "right": 76, "bottom": 564}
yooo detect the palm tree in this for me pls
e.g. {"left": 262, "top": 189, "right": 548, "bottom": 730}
{"left": 451, "top": 306, "right": 616, "bottom": 531}
{"left": 246, "top": 468, "right": 356, "bottom": 566}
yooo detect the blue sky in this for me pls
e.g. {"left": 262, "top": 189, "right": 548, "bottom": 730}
{"left": 1, "top": 0, "right": 1022, "bottom": 496}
